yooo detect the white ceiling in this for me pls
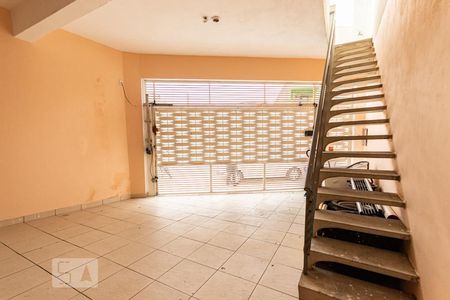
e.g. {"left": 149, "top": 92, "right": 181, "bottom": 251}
{"left": 0, "top": 0, "right": 22, "bottom": 10}
{"left": 64, "top": 0, "right": 328, "bottom": 58}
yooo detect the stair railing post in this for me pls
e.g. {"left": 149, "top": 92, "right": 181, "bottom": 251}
{"left": 303, "top": 7, "right": 336, "bottom": 274}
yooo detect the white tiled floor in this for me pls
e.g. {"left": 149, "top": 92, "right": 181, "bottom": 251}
{"left": 0, "top": 191, "right": 305, "bottom": 299}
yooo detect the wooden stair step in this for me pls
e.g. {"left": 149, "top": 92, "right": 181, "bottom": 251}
{"left": 324, "top": 135, "right": 392, "bottom": 146}
{"left": 322, "top": 151, "right": 396, "bottom": 161}
{"left": 335, "top": 38, "right": 373, "bottom": 49}
{"left": 299, "top": 267, "right": 413, "bottom": 300}
{"left": 332, "top": 75, "right": 381, "bottom": 89}
{"left": 309, "top": 237, "right": 418, "bottom": 281}
{"left": 319, "top": 168, "right": 400, "bottom": 183}
{"left": 317, "top": 187, "right": 403, "bottom": 207}
{"left": 333, "top": 67, "right": 379, "bottom": 80}
{"left": 332, "top": 84, "right": 383, "bottom": 97}
{"left": 331, "top": 94, "right": 384, "bottom": 106}
{"left": 335, "top": 53, "right": 376, "bottom": 66}
{"left": 314, "top": 210, "right": 410, "bottom": 240}
{"left": 335, "top": 49, "right": 374, "bottom": 60}
{"left": 334, "top": 61, "right": 378, "bottom": 73}
{"left": 326, "top": 118, "right": 389, "bottom": 130}
{"left": 335, "top": 45, "right": 374, "bottom": 57}
{"left": 329, "top": 105, "right": 387, "bottom": 117}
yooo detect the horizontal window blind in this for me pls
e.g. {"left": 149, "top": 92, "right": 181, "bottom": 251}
{"left": 145, "top": 80, "right": 321, "bottom": 106}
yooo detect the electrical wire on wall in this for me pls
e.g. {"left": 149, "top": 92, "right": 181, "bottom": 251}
{"left": 120, "top": 81, "right": 139, "bottom": 107}
{"left": 120, "top": 81, "right": 158, "bottom": 193}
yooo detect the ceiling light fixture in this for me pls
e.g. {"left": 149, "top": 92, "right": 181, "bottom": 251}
{"left": 202, "top": 15, "right": 220, "bottom": 23}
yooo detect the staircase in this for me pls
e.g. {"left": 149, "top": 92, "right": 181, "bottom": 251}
{"left": 299, "top": 10, "right": 418, "bottom": 300}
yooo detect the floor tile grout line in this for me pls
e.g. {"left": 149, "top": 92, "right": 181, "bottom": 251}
{"left": 245, "top": 203, "right": 293, "bottom": 299}
{"left": 0, "top": 192, "right": 305, "bottom": 299}
{"left": 0, "top": 241, "right": 95, "bottom": 300}
{"left": 126, "top": 203, "right": 281, "bottom": 297}
{"left": 190, "top": 197, "right": 294, "bottom": 299}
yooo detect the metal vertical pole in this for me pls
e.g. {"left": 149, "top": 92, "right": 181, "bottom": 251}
{"left": 303, "top": 7, "right": 336, "bottom": 274}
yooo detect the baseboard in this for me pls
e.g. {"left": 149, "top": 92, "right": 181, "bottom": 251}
{"left": 0, "top": 217, "right": 24, "bottom": 228}
{"left": 0, "top": 193, "right": 131, "bottom": 228}
{"left": 130, "top": 193, "right": 149, "bottom": 198}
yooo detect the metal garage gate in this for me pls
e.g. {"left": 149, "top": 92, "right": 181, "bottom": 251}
{"left": 145, "top": 80, "right": 351, "bottom": 194}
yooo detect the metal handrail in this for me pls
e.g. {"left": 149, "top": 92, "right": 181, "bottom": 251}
{"left": 303, "top": 7, "right": 336, "bottom": 274}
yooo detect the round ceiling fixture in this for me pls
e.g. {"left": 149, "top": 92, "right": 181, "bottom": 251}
{"left": 202, "top": 15, "right": 220, "bottom": 23}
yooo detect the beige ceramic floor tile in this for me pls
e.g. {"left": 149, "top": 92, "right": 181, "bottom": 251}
{"left": 39, "top": 247, "right": 99, "bottom": 274}
{"left": 68, "top": 293, "right": 90, "bottom": 300}
{"left": 208, "top": 232, "right": 247, "bottom": 251}
{"left": 271, "top": 246, "right": 303, "bottom": 270}
{"left": 160, "top": 237, "right": 203, "bottom": 258}
{"left": 250, "top": 285, "right": 297, "bottom": 300}
{"left": 238, "top": 216, "right": 265, "bottom": 227}
{"left": 215, "top": 212, "right": 242, "bottom": 222}
{"left": 159, "top": 211, "right": 191, "bottom": 221}
{"left": 98, "top": 220, "right": 137, "bottom": 234}
{"left": 8, "top": 233, "right": 60, "bottom": 254}
{"left": 94, "top": 207, "right": 138, "bottom": 220}
{"left": 180, "top": 215, "right": 211, "bottom": 226}
{"left": 11, "top": 278, "right": 79, "bottom": 300}
{"left": 288, "top": 223, "right": 304, "bottom": 235}
{"left": 281, "top": 233, "right": 304, "bottom": 249}
{"left": 85, "top": 268, "right": 152, "bottom": 300}
{"left": 237, "top": 239, "right": 278, "bottom": 260}
{"left": 259, "top": 264, "right": 301, "bottom": 297}
{"left": 251, "top": 228, "right": 285, "bottom": 244}
{"left": 162, "top": 222, "right": 197, "bottom": 235}
{"left": 294, "top": 215, "right": 305, "bottom": 224}
{"left": 104, "top": 242, "right": 155, "bottom": 266}
{"left": 23, "top": 241, "right": 78, "bottom": 263}
{"left": 129, "top": 250, "right": 182, "bottom": 279}
{"left": 140, "top": 216, "right": 175, "bottom": 229}
{"left": 77, "top": 215, "right": 118, "bottom": 229}
{"left": 260, "top": 220, "right": 292, "bottom": 232}
{"left": 66, "top": 230, "right": 111, "bottom": 247}
{"left": 0, "top": 243, "right": 15, "bottom": 261}
{"left": 60, "top": 257, "right": 124, "bottom": 291}
{"left": 136, "top": 230, "right": 179, "bottom": 248}
{"left": 221, "top": 253, "right": 269, "bottom": 283}
{"left": 222, "top": 223, "right": 258, "bottom": 238}
{"left": 52, "top": 224, "right": 92, "bottom": 240}
{"left": 159, "top": 260, "right": 215, "bottom": 296}
{"left": 194, "top": 271, "right": 255, "bottom": 300}
{"left": 116, "top": 224, "right": 158, "bottom": 240}
{"left": 122, "top": 213, "right": 158, "bottom": 224}
{"left": 0, "top": 266, "right": 50, "bottom": 299}
{"left": 191, "top": 208, "right": 221, "bottom": 218}
{"left": 132, "top": 281, "right": 190, "bottom": 300}
{"left": 0, "top": 224, "right": 42, "bottom": 245}
{"left": 183, "top": 227, "right": 219, "bottom": 243}
{"left": 28, "top": 217, "right": 76, "bottom": 233}
{"left": 84, "top": 236, "right": 130, "bottom": 255}
{"left": 0, "top": 254, "right": 33, "bottom": 279}
{"left": 268, "top": 213, "right": 296, "bottom": 223}
{"left": 200, "top": 219, "right": 232, "bottom": 231}
{"left": 187, "top": 244, "right": 233, "bottom": 269}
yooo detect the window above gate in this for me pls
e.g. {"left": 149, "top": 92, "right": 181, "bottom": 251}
{"left": 145, "top": 80, "right": 321, "bottom": 106}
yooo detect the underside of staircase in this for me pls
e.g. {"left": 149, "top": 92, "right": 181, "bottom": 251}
{"left": 299, "top": 35, "right": 418, "bottom": 300}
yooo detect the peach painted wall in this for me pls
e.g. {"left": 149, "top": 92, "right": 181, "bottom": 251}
{"left": 0, "top": 8, "right": 130, "bottom": 220}
{"left": 122, "top": 53, "right": 325, "bottom": 196}
{"left": 374, "top": 1, "right": 450, "bottom": 299}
